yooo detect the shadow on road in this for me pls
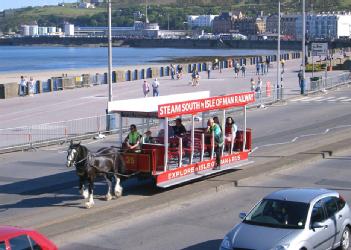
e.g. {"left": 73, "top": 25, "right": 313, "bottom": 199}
{"left": 181, "top": 239, "right": 222, "bottom": 250}
{"left": 0, "top": 170, "right": 158, "bottom": 210}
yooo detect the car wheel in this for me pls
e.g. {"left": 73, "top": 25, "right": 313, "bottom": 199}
{"left": 340, "top": 227, "right": 350, "bottom": 250}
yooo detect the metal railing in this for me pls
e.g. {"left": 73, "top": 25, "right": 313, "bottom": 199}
{"left": 0, "top": 115, "right": 108, "bottom": 151}
{"left": 308, "top": 72, "right": 351, "bottom": 93}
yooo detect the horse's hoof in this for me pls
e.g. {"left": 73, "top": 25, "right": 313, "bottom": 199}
{"left": 105, "top": 193, "right": 112, "bottom": 201}
{"left": 85, "top": 202, "right": 94, "bottom": 209}
{"left": 114, "top": 190, "right": 123, "bottom": 198}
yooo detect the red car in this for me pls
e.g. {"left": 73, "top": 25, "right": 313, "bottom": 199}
{"left": 0, "top": 226, "right": 57, "bottom": 250}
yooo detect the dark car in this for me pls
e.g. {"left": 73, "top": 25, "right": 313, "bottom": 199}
{"left": 0, "top": 226, "right": 57, "bottom": 250}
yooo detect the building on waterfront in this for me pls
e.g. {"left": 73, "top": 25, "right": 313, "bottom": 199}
{"left": 267, "top": 12, "right": 351, "bottom": 41}
{"left": 64, "top": 23, "right": 75, "bottom": 36}
{"left": 233, "top": 16, "right": 266, "bottom": 37}
{"left": 21, "top": 24, "right": 62, "bottom": 37}
{"left": 21, "top": 25, "right": 40, "bottom": 36}
{"left": 212, "top": 12, "right": 236, "bottom": 34}
{"left": 266, "top": 13, "right": 299, "bottom": 40}
{"left": 304, "top": 12, "right": 351, "bottom": 40}
{"left": 74, "top": 21, "right": 160, "bottom": 38}
{"left": 187, "top": 15, "right": 218, "bottom": 28}
{"left": 38, "top": 27, "right": 48, "bottom": 36}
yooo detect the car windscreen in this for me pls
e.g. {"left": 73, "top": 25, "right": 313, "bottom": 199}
{"left": 243, "top": 199, "right": 309, "bottom": 229}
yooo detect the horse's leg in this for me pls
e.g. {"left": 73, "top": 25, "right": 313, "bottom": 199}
{"left": 114, "top": 175, "right": 123, "bottom": 198}
{"left": 79, "top": 176, "right": 89, "bottom": 199}
{"left": 85, "top": 177, "right": 95, "bottom": 209}
{"left": 104, "top": 174, "right": 113, "bottom": 201}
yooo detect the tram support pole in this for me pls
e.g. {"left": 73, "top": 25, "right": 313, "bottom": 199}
{"left": 164, "top": 117, "right": 169, "bottom": 171}
{"left": 222, "top": 110, "right": 226, "bottom": 155}
{"left": 119, "top": 114, "right": 123, "bottom": 145}
{"left": 179, "top": 137, "right": 183, "bottom": 168}
{"left": 201, "top": 133, "right": 204, "bottom": 162}
{"left": 211, "top": 131, "right": 215, "bottom": 159}
{"left": 191, "top": 115, "right": 195, "bottom": 164}
{"left": 243, "top": 105, "right": 247, "bottom": 151}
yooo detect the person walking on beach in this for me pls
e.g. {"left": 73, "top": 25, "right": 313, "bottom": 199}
{"left": 27, "top": 77, "right": 35, "bottom": 96}
{"left": 19, "top": 76, "right": 27, "bottom": 96}
{"left": 152, "top": 78, "right": 160, "bottom": 96}
{"left": 142, "top": 80, "right": 150, "bottom": 97}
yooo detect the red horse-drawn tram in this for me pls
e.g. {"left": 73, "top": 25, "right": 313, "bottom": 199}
{"left": 108, "top": 91, "right": 255, "bottom": 188}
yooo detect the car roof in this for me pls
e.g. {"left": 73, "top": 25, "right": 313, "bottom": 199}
{"left": 0, "top": 226, "right": 34, "bottom": 238}
{"left": 264, "top": 188, "right": 338, "bottom": 203}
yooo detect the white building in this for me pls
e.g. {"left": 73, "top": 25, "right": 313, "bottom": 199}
{"left": 296, "top": 12, "right": 351, "bottom": 40}
{"left": 187, "top": 15, "right": 218, "bottom": 28}
{"left": 29, "top": 25, "right": 39, "bottom": 36}
{"left": 64, "top": 23, "right": 75, "bottom": 36}
{"left": 21, "top": 25, "right": 30, "bottom": 36}
{"left": 38, "top": 27, "right": 48, "bottom": 36}
{"left": 79, "top": 2, "right": 95, "bottom": 8}
{"left": 48, "top": 27, "right": 57, "bottom": 34}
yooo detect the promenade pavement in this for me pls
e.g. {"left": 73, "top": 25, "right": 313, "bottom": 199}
{"left": 0, "top": 57, "right": 346, "bottom": 129}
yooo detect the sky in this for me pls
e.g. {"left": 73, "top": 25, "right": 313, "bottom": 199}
{"left": 0, "top": 0, "right": 77, "bottom": 11}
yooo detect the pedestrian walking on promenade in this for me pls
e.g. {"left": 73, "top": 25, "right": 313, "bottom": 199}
{"left": 256, "top": 63, "right": 260, "bottom": 75}
{"left": 142, "top": 80, "right": 150, "bottom": 97}
{"left": 250, "top": 78, "right": 256, "bottom": 92}
{"left": 281, "top": 59, "right": 285, "bottom": 73}
{"left": 18, "top": 76, "right": 27, "bottom": 96}
{"left": 191, "top": 70, "right": 200, "bottom": 86}
{"left": 207, "top": 63, "right": 211, "bottom": 79}
{"left": 170, "top": 64, "right": 175, "bottom": 80}
{"left": 266, "top": 57, "right": 270, "bottom": 73}
{"left": 152, "top": 78, "right": 160, "bottom": 96}
{"left": 260, "top": 62, "right": 265, "bottom": 75}
{"left": 27, "top": 77, "right": 35, "bottom": 96}
{"left": 241, "top": 64, "right": 246, "bottom": 77}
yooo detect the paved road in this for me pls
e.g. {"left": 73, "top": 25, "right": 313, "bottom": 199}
{"left": 0, "top": 58, "right": 346, "bottom": 129}
{"left": 1, "top": 85, "right": 351, "bottom": 244}
{"left": 58, "top": 148, "right": 351, "bottom": 250}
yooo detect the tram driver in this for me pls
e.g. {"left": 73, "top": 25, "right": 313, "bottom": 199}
{"left": 123, "top": 124, "right": 142, "bottom": 151}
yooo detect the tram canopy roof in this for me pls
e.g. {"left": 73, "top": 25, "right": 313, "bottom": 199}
{"left": 108, "top": 91, "right": 256, "bottom": 118}
{"left": 108, "top": 91, "right": 210, "bottom": 118}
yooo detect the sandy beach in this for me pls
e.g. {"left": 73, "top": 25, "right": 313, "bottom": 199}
{"left": 0, "top": 64, "right": 164, "bottom": 83}
{"left": 0, "top": 55, "right": 254, "bottom": 83}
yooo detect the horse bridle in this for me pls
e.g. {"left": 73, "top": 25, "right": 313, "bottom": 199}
{"left": 67, "top": 147, "right": 85, "bottom": 168}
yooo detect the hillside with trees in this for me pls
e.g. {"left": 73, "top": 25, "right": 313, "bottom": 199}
{"left": 0, "top": 0, "right": 350, "bottom": 33}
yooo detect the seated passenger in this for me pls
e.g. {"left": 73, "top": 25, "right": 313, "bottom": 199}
{"left": 143, "top": 131, "right": 154, "bottom": 143}
{"left": 172, "top": 118, "right": 186, "bottom": 137}
{"left": 123, "top": 124, "right": 142, "bottom": 151}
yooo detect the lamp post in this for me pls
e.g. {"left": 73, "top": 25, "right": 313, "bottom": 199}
{"left": 107, "top": 0, "right": 113, "bottom": 102}
{"left": 277, "top": 1, "right": 281, "bottom": 100}
{"left": 301, "top": 0, "right": 306, "bottom": 94}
